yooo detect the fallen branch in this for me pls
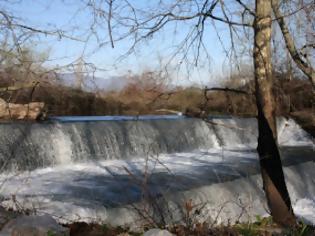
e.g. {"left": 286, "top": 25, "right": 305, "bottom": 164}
{"left": 205, "top": 87, "right": 249, "bottom": 94}
{"left": 155, "top": 109, "right": 183, "bottom": 115}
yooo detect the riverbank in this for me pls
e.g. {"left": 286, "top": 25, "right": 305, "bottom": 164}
{"left": 64, "top": 218, "right": 315, "bottom": 236}
{"left": 0, "top": 205, "right": 314, "bottom": 236}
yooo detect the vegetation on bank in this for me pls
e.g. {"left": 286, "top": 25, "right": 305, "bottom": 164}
{"left": 0, "top": 70, "right": 313, "bottom": 137}
{"left": 64, "top": 217, "right": 315, "bottom": 236}
{"left": 0, "top": 71, "right": 313, "bottom": 117}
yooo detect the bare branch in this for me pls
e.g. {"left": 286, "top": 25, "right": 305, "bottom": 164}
{"left": 271, "top": 0, "right": 315, "bottom": 88}
{"left": 235, "top": 0, "right": 255, "bottom": 16}
{"left": 107, "top": 0, "right": 115, "bottom": 48}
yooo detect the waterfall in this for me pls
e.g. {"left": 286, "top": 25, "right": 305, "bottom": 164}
{"left": 0, "top": 116, "right": 312, "bottom": 172}
{"left": 0, "top": 116, "right": 313, "bottom": 226}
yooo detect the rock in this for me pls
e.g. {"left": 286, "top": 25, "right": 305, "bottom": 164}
{"left": 143, "top": 228, "right": 174, "bottom": 236}
{"left": 0, "top": 214, "right": 69, "bottom": 236}
{"left": 0, "top": 207, "right": 18, "bottom": 230}
{"left": 0, "top": 98, "right": 45, "bottom": 120}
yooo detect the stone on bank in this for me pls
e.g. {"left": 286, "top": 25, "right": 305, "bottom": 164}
{"left": 143, "top": 228, "right": 174, "bottom": 236}
{"left": 0, "top": 214, "right": 69, "bottom": 236}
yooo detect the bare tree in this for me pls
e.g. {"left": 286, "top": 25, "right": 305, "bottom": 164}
{"left": 82, "top": 0, "right": 313, "bottom": 226}
{"left": 254, "top": 0, "right": 295, "bottom": 226}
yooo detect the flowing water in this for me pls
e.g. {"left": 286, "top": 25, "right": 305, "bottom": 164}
{"left": 0, "top": 116, "right": 314, "bottom": 226}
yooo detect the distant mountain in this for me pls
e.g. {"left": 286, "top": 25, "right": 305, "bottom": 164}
{"left": 57, "top": 73, "right": 129, "bottom": 92}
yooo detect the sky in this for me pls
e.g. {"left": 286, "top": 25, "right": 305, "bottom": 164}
{"left": 2, "top": 0, "right": 252, "bottom": 87}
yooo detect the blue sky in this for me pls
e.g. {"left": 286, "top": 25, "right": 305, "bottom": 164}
{"left": 3, "top": 0, "right": 247, "bottom": 87}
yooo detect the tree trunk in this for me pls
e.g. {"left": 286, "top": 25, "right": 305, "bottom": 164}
{"left": 254, "top": 0, "right": 296, "bottom": 227}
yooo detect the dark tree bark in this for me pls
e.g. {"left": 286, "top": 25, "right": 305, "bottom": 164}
{"left": 254, "top": 0, "right": 296, "bottom": 227}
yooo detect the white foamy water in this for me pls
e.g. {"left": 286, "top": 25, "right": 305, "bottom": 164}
{"left": 294, "top": 198, "right": 315, "bottom": 226}
{"left": 51, "top": 125, "right": 73, "bottom": 164}
{"left": 0, "top": 147, "right": 314, "bottom": 226}
{"left": 278, "top": 118, "right": 314, "bottom": 146}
